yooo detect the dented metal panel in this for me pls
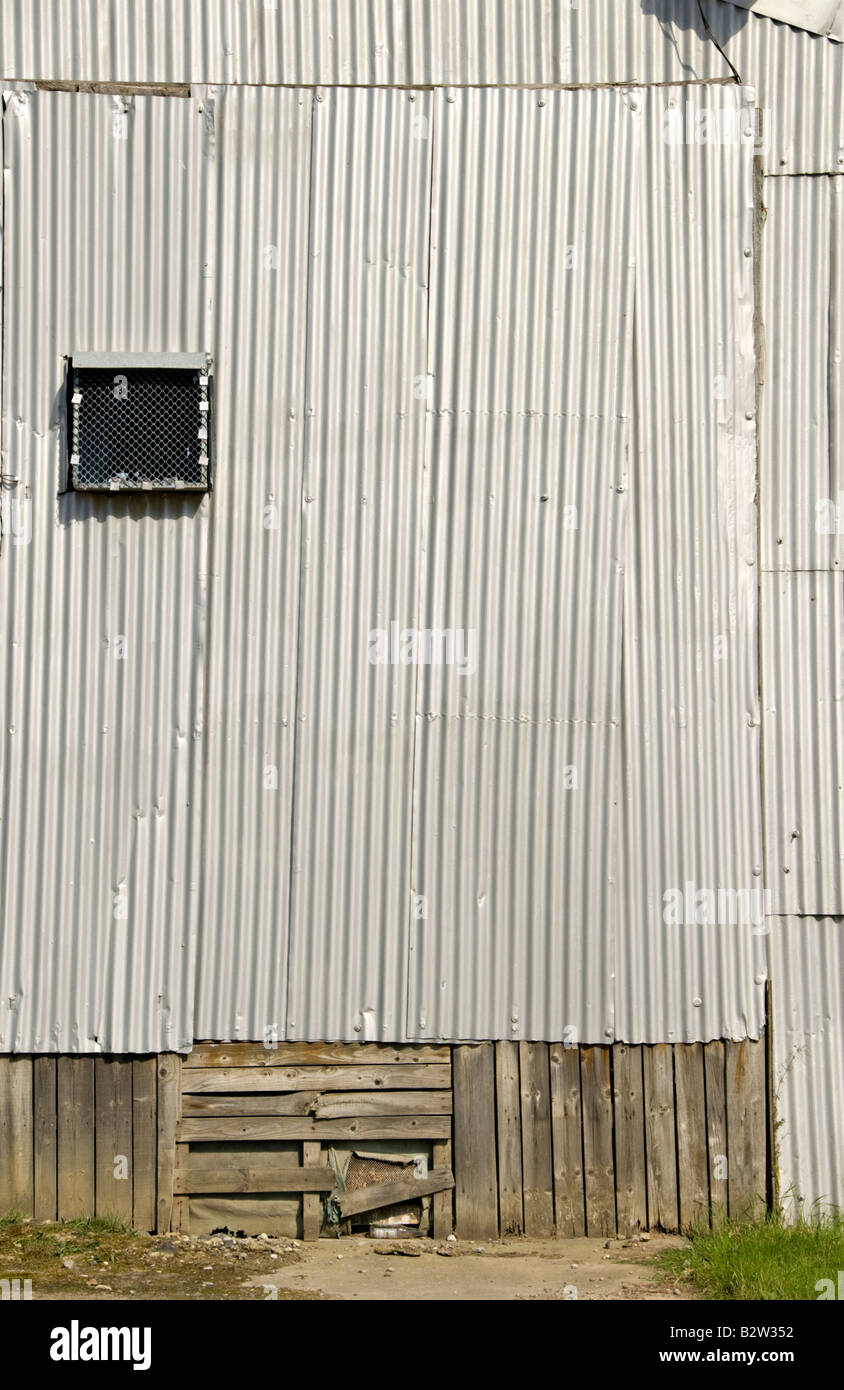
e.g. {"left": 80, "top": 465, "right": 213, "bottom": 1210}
{"left": 0, "top": 89, "right": 213, "bottom": 1051}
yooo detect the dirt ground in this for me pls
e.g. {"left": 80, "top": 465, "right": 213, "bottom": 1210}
{"left": 0, "top": 1219, "right": 697, "bottom": 1300}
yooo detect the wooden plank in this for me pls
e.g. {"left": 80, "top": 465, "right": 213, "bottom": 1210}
{"left": 726, "top": 1040, "right": 766, "bottom": 1220}
{"left": 185, "top": 1148, "right": 323, "bottom": 1172}
{"left": 155, "top": 1054, "right": 181, "bottom": 1233}
{"left": 549, "top": 1044, "right": 585, "bottom": 1237}
{"left": 704, "top": 1041, "right": 728, "bottom": 1222}
{"left": 94, "top": 1057, "right": 133, "bottom": 1223}
{"left": 643, "top": 1044, "right": 678, "bottom": 1231}
{"left": 181, "top": 1091, "right": 320, "bottom": 1118}
{"left": 675, "top": 1043, "right": 708, "bottom": 1231}
{"left": 171, "top": 1143, "right": 190, "bottom": 1234}
{"left": 184, "top": 1043, "right": 450, "bottom": 1068}
{"left": 57, "top": 1057, "right": 95, "bottom": 1220}
{"left": 33, "top": 1057, "right": 57, "bottom": 1222}
{"left": 494, "top": 1042, "right": 523, "bottom": 1235}
{"left": 175, "top": 1164, "right": 335, "bottom": 1194}
{"left": 613, "top": 1043, "right": 647, "bottom": 1236}
{"left": 131, "top": 1058, "right": 158, "bottom": 1232}
{"left": 0, "top": 1055, "right": 34, "bottom": 1214}
{"left": 580, "top": 1046, "right": 615, "bottom": 1236}
{"left": 301, "top": 1142, "right": 322, "bottom": 1241}
{"left": 311, "top": 1091, "right": 452, "bottom": 1119}
{"left": 519, "top": 1042, "right": 554, "bottom": 1237}
{"left": 452, "top": 1044, "right": 498, "bottom": 1239}
{"left": 432, "top": 1138, "right": 453, "bottom": 1238}
{"left": 178, "top": 1115, "right": 451, "bottom": 1142}
{"left": 181, "top": 1064, "right": 451, "bottom": 1094}
{"left": 335, "top": 1168, "right": 454, "bottom": 1219}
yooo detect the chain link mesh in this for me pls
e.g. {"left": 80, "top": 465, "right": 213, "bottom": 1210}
{"left": 70, "top": 366, "right": 210, "bottom": 491}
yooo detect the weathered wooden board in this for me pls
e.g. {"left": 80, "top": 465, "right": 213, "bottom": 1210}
{"left": 179, "top": 1115, "right": 451, "bottom": 1142}
{"left": 581, "top": 1047, "right": 615, "bottom": 1236}
{"left": 132, "top": 1057, "right": 159, "bottom": 1232}
{"left": 57, "top": 1057, "right": 95, "bottom": 1220}
{"left": 181, "top": 1092, "right": 320, "bottom": 1118}
{"left": 675, "top": 1044, "right": 708, "bottom": 1230}
{"left": 494, "top": 1042, "right": 523, "bottom": 1235}
{"left": 0, "top": 1055, "right": 34, "bottom": 1214}
{"left": 432, "top": 1138, "right": 453, "bottom": 1238}
{"left": 311, "top": 1090, "right": 452, "bottom": 1119}
{"left": 184, "top": 1043, "right": 450, "bottom": 1068}
{"left": 452, "top": 1044, "right": 498, "bottom": 1239}
{"left": 95, "top": 1057, "right": 133, "bottom": 1223}
{"left": 726, "top": 1040, "right": 766, "bottom": 1220}
{"left": 33, "top": 1057, "right": 58, "bottom": 1222}
{"left": 613, "top": 1044, "right": 647, "bottom": 1236}
{"left": 301, "top": 1142, "right": 322, "bottom": 1240}
{"left": 174, "top": 1164, "right": 335, "bottom": 1194}
{"left": 156, "top": 1054, "right": 181, "bottom": 1233}
{"left": 519, "top": 1042, "right": 554, "bottom": 1237}
{"left": 181, "top": 1065, "right": 451, "bottom": 1094}
{"left": 704, "top": 1041, "right": 728, "bottom": 1221}
{"left": 335, "top": 1169, "right": 454, "bottom": 1219}
{"left": 186, "top": 1148, "right": 314, "bottom": 1172}
{"left": 549, "top": 1044, "right": 585, "bottom": 1237}
{"left": 643, "top": 1045, "right": 678, "bottom": 1231}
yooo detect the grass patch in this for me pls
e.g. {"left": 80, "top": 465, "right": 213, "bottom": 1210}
{"left": 655, "top": 1210, "right": 844, "bottom": 1301}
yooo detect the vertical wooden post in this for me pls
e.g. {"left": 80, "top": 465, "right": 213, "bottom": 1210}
{"left": 302, "top": 1141, "right": 322, "bottom": 1240}
{"left": 643, "top": 1044, "right": 678, "bottom": 1231}
{"left": 704, "top": 1041, "right": 728, "bottom": 1222}
{"left": 519, "top": 1042, "right": 554, "bottom": 1236}
{"left": 94, "top": 1057, "right": 133, "bottom": 1223}
{"left": 57, "top": 1057, "right": 95, "bottom": 1220}
{"left": 581, "top": 1046, "right": 615, "bottom": 1236}
{"left": 726, "top": 1040, "right": 766, "bottom": 1220}
{"left": 131, "top": 1058, "right": 158, "bottom": 1232}
{"left": 675, "top": 1044, "right": 708, "bottom": 1230}
{"left": 431, "top": 1138, "right": 453, "bottom": 1237}
{"left": 33, "top": 1057, "right": 57, "bottom": 1221}
{"left": 452, "top": 1043, "right": 498, "bottom": 1239}
{"left": 549, "top": 1043, "right": 585, "bottom": 1236}
{"left": 494, "top": 1041, "right": 523, "bottom": 1235}
{"left": 613, "top": 1043, "right": 647, "bottom": 1235}
{"left": 0, "top": 1056, "right": 34, "bottom": 1215}
{"left": 156, "top": 1053, "right": 181, "bottom": 1233}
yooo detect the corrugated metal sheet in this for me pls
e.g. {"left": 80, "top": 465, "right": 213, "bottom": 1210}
{"left": 193, "top": 86, "right": 312, "bottom": 1043}
{"left": 762, "top": 572, "right": 844, "bottom": 913}
{"left": 617, "top": 83, "right": 765, "bottom": 1044}
{"left": 761, "top": 176, "right": 843, "bottom": 571}
{"left": 728, "top": 0, "right": 844, "bottom": 40}
{"left": 770, "top": 917, "right": 844, "bottom": 1211}
{"left": 0, "top": 0, "right": 729, "bottom": 87}
{"left": 285, "top": 88, "right": 433, "bottom": 1042}
{"left": 711, "top": 0, "right": 844, "bottom": 172}
{"left": 405, "top": 87, "right": 635, "bottom": 1042}
{"left": 0, "top": 89, "right": 213, "bottom": 1051}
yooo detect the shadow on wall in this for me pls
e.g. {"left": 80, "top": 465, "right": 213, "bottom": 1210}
{"left": 640, "top": 0, "right": 751, "bottom": 61}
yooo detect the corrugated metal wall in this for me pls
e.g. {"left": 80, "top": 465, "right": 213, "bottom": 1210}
{"left": 1, "top": 78, "right": 769, "bottom": 1050}
{"left": 0, "top": 0, "right": 729, "bottom": 87}
{"left": 0, "top": 90, "right": 212, "bottom": 1051}
{"left": 619, "top": 83, "right": 765, "bottom": 1045}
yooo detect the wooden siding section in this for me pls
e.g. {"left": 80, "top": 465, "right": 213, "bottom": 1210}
{"left": 1, "top": 1039, "right": 769, "bottom": 1238}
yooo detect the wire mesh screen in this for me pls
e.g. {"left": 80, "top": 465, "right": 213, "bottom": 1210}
{"left": 70, "top": 366, "right": 210, "bottom": 491}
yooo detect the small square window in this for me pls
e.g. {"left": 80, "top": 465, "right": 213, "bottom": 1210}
{"left": 69, "top": 353, "right": 211, "bottom": 491}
